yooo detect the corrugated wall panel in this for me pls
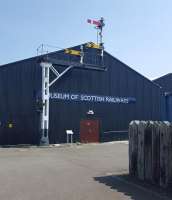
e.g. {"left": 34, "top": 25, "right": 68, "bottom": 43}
{"left": 154, "top": 74, "right": 172, "bottom": 93}
{"left": 0, "top": 59, "right": 41, "bottom": 145}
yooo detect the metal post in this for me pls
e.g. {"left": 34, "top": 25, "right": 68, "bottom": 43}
{"left": 99, "top": 17, "right": 105, "bottom": 60}
{"left": 71, "top": 134, "right": 73, "bottom": 144}
{"left": 99, "top": 17, "right": 105, "bottom": 45}
{"left": 40, "top": 62, "right": 51, "bottom": 145}
{"left": 66, "top": 130, "right": 73, "bottom": 144}
{"left": 67, "top": 134, "right": 69, "bottom": 144}
{"left": 80, "top": 45, "right": 84, "bottom": 64}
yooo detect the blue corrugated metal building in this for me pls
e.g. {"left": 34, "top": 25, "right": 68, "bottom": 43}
{"left": 0, "top": 42, "right": 164, "bottom": 145}
{"left": 154, "top": 74, "right": 172, "bottom": 121}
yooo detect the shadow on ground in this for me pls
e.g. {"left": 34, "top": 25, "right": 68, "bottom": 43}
{"left": 94, "top": 174, "right": 172, "bottom": 200}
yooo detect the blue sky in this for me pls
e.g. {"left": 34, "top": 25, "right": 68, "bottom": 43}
{"left": 1, "top": 0, "right": 172, "bottom": 79}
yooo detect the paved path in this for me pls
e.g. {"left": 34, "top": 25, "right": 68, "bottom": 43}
{"left": 0, "top": 142, "right": 170, "bottom": 200}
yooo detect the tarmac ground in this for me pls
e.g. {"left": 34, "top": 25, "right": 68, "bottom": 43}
{"left": 0, "top": 141, "right": 171, "bottom": 200}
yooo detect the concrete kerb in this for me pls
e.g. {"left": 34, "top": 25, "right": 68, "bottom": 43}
{"left": 0, "top": 140, "right": 129, "bottom": 149}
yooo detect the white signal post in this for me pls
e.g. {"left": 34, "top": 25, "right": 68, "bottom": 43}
{"left": 99, "top": 17, "right": 105, "bottom": 58}
{"left": 39, "top": 62, "right": 74, "bottom": 145}
{"left": 98, "top": 17, "right": 105, "bottom": 46}
{"left": 40, "top": 62, "right": 50, "bottom": 145}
